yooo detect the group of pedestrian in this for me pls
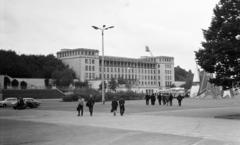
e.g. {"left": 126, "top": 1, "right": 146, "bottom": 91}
{"left": 77, "top": 94, "right": 95, "bottom": 117}
{"left": 76, "top": 94, "right": 125, "bottom": 117}
{"left": 145, "top": 93, "right": 184, "bottom": 106}
{"left": 111, "top": 97, "right": 125, "bottom": 116}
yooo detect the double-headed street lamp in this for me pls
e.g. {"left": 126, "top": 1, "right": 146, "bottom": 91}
{"left": 92, "top": 25, "right": 114, "bottom": 104}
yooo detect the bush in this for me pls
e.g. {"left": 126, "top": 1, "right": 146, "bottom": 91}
{"left": 105, "top": 91, "right": 144, "bottom": 101}
{"left": 73, "top": 88, "right": 101, "bottom": 102}
{"left": 63, "top": 88, "right": 145, "bottom": 102}
{"left": 62, "top": 94, "right": 79, "bottom": 102}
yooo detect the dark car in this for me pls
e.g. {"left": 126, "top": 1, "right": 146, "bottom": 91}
{"left": 24, "top": 98, "right": 40, "bottom": 108}
{"left": 13, "top": 98, "right": 40, "bottom": 109}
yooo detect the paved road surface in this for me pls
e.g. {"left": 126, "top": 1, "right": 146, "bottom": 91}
{"left": 1, "top": 98, "right": 240, "bottom": 145}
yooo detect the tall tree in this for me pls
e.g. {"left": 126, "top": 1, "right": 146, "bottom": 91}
{"left": 52, "top": 69, "right": 75, "bottom": 87}
{"left": 20, "top": 81, "right": 27, "bottom": 89}
{"left": 11, "top": 79, "right": 19, "bottom": 88}
{"left": 4, "top": 76, "right": 10, "bottom": 89}
{"left": 195, "top": 0, "right": 240, "bottom": 90}
{"left": 108, "top": 78, "right": 118, "bottom": 92}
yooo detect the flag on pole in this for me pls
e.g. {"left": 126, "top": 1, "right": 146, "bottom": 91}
{"left": 145, "top": 46, "right": 150, "bottom": 52}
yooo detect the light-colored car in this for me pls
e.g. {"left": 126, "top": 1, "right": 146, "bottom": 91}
{"left": 0, "top": 98, "right": 18, "bottom": 107}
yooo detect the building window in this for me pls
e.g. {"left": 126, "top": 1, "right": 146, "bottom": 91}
{"left": 85, "top": 66, "right": 88, "bottom": 71}
{"left": 92, "top": 66, "right": 95, "bottom": 71}
{"left": 85, "top": 59, "right": 88, "bottom": 64}
{"left": 89, "top": 73, "right": 91, "bottom": 79}
{"left": 92, "top": 59, "right": 95, "bottom": 64}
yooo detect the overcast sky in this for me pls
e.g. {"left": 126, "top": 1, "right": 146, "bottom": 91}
{"left": 0, "top": 0, "right": 219, "bottom": 71}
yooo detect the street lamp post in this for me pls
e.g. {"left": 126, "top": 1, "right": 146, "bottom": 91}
{"left": 92, "top": 25, "right": 114, "bottom": 104}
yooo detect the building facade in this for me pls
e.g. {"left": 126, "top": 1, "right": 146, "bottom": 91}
{"left": 57, "top": 48, "right": 174, "bottom": 93}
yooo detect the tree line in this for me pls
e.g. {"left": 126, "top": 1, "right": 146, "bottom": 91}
{"left": 0, "top": 49, "right": 75, "bottom": 86}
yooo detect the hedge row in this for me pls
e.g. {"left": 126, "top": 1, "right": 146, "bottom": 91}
{"left": 62, "top": 88, "right": 145, "bottom": 102}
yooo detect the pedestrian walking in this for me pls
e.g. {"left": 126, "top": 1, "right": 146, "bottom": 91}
{"left": 119, "top": 97, "right": 125, "bottom": 116}
{"left": 157, "top": 93, "right": 162, "bottom": 105}
{"left": 150, "top": 93, "right": 156, "bottom": 105}
{"left": 86, "top": 94, "right": 95, "bottom": 116}
{"left": 169, "top": 93, "right": 173, "bottom": 106}
{"left": 162, "top": 94, "right": 166, "bottom": 105}
{"left": 77, "top": 97, "right": 84, "bottom": 116}
{"left": 145, "top": 94, "right": 150, "bottom": 105}
{"left": 165, "top": 94, "right": 170, "bottom": 106}
{"left": 177, "top": 94, "right": 183, "bottom": 106}
{"left": 111, "top": 97, "right": 118, "bottom": 116}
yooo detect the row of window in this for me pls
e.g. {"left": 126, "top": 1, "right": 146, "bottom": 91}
{"left": 161, "top": 58, "right": 173, "bottom": 62}
{"left": 165, "top": 64, "right": 172, "bottom": 68}
{"left": 85, "top": 65, "right": 95, "bottom": 71}
{"left": 59, "top": 51, "right": 97, "bottom": 57}
{"left": 85, "top": 73, "right": 95, "bottom": 80}
{"left": 165, "top": 70, "right": 172, "bottom": 74}
{"left": 99, "top": 67, "right": 157, "bottom": 74}
{"left": 139, "top": 81, "right": 157, "bottom": 86}
{"left": 99, "top": 73, "right": 161, "bottom": 80}
{"left": 100, "top": 61, "right": 156, "bottom": 68}
{"left": 85, "top": 59, "right": 95, "bottom": 64}
{"left": 165, "top": 81, "right": 173, "bottom": 87}
{"left": 165, "top": 76, "right": 172, "bottom": 80}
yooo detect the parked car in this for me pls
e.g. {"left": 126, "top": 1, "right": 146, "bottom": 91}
{"left": 23, "top": 98, "right": 41, "bottom": 108}
{"left": 0, "top": 98, "right": 18, "bottom": 107}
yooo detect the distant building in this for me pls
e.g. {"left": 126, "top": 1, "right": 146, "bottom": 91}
{"left": 57, "top": 48, "right": 175, "bottom": 93}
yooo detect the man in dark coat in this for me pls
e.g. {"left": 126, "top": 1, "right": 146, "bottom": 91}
{"left": 157, "top": 93, "right": 162, "bottom": 105}
{"left": 145, "top": 94, "right": 150, "bottom": 105}
{"left": 162, "top": 94, "right": 166, "bottom": 105}
{"left": 14, "top": 97, "right": 26, "bottom": 110}
{"left": 150, "top": 93, "right": 156, "bottom": 105}
{"left": 177, "top": 94, "right": 184, "bottom": 106}
{"left": 111, "top": 98, "right": 118, "bottom": 116}
{"left": 165, "top": 94, "right": 170, "bottom": 106}
{"left": 119, "top": 97, "right": 125, "bottom": 116}
{"left": 86, "top": 94, "right": 95, "bottom": 116}
{"left": 169, "top": 93, "right": 173, "bottom": 106}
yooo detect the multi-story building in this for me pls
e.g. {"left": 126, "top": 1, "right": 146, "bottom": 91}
{"left": 57, "top": 48, "right": 174, "bottom": 93}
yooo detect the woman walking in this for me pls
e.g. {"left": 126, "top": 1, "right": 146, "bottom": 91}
{"left": 77, "top": 97, "right": 84, "bottom": 116}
